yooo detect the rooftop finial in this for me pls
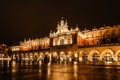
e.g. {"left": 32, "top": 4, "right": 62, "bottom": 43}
{"left": 61, "top": 17, "right": 64, "bottom": 20}
{"left": 24, "top": 38, "right": 26, "bottom": 42}
{"left": 57, "top": 22, "right": 60, "bottom": 27}
{"left": 60, "top": 17, "right": 64, "bottom": 26}
{"left": 65, "top": 19, "right": 68, "bottom": 25}
{"left": 76, "top": 24, "right": 78, "bottom": 28}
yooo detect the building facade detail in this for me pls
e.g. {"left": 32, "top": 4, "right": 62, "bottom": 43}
{"left": 50, "top": 18, "right": 79, "bottom": 46}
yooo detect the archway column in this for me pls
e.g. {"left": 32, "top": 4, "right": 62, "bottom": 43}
{"left": 115, "top": 50, "right": 120, "bottom": 62}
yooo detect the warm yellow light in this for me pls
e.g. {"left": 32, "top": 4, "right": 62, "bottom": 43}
{"left": 74, "top": 53, "right": 78, "bottom": 58}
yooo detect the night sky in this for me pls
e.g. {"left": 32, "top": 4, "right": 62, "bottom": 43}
{"left": 0, "top": 0, "right": 120, "bottom": 46}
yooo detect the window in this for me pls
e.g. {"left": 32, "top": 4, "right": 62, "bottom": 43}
{"left": 60, "top": 39, "right": 64, "bottom": 45}
{"left": 55, "top": 40, "right": 58, "bottom": 46}
{"left": 107, "top": 39, "right": 110, "bottom": 44}
{"left": 67, "top": 38, "right": 71, "bottom": 44}
{"left": 96, "top": 40, "right": 99, "bottom": 45}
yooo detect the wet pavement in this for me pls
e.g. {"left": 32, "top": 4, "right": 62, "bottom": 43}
{"left": 0, "top": 60, "right": 120, "bottom": 80}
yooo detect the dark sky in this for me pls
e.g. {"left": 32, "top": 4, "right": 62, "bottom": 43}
{"left": 0, "top": 0, "right": 120, "bottom": 45}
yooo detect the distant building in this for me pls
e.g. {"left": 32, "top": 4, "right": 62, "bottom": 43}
{"left": 9, "top": 45, "right": 20, "bottom": 51}
{"left": 0, "top": 44, "right": 8, "bottom": 60}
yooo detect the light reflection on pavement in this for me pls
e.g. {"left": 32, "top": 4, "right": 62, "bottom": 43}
{"left": 0, "top": 61, "right": 120, "bottom": 80}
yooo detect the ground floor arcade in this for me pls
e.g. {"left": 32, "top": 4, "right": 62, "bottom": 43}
{"left": 10, "top": 48, "right": 120, "bottom": 64}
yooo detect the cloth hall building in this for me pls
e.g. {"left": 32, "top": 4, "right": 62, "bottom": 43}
{"left": 9, "top": 18, "right": 120, "bottom": 64}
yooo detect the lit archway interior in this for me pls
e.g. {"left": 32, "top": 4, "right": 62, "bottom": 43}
{"left": 38, "top": 52, "right": 44, "bottom": 61}
{"left": 21, "top": 54, "right": 24, "bottom": 60}
{"left": 29, "top": 53, "right": 33, "bottom": 60}
{"left": 45, "top": 52, "right": 50, "bottom": 58}
{"left": 103, "top": 53, "right": 113, "bottom": 61}
{"left": 34, "top": 53, "right": 38, "bottom": 61}
{"left": 25, "top": 54, "right": 29, "bottom": 60}
{"left": 59, "top": 51, "right": 67, "bottom": 61}
{"left": 91, "top": 53, "right": 99, "bottom": 61}
{"left": 79, "top": 50, "right": 88, "bottom": 62}
{"left": 100, "top": 49, "right": 114, "bottom": 62}
{"left": 52, "top": 52, "right": 58, "bottom": 58}
{"left": 88, "top": 50, "right": 100, "bottom": 61}
{"left": 67, "top": 51, "right": 74, "bottom": 61}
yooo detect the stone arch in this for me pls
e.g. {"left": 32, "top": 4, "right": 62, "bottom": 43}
{"left": 24, "top": 53, "right": 29, "bottom": 60}
{"left": 51, "top": 52, "right": 58, "bottom": 58}
{"left": 79, "top": 50, "right": 88, "bottom": 62}
{"left": 59, "top": 51, "right": 67, "bottom": 61}
{"left": 44, "top": 52, "right": 50, "bottom": 60}
{"left": 39, "top": 52, "right": 44, "bottom": 57}
{"left": 115, "top": 50, "right": 120, "bottom": 61}
{"left": 51, "top": 52, "right": 59, "bottom": 61}
{"left": 29, "top": 53, "right": 33, "bottom": 60}
{"left": 21, "top": 54, "right": 25, "bottom": 60}
{"left": 16, "top": 54, "right": 19, "bottom": 57}
{"left": 33, "top": 52, "right": 38, "bottom": 61}
{"left": 100, "top": 49, "right": 114, "bottom": 61}
{"left": 52, "top": 52, "right": 58, "bottom": 57}
{"left": 38, "top": 52, "right": 44, "bottom": 61}
{"left": 44, "top": 52, "right": 50, "bottom": 61}
{"left": 34, "top": 52, "right": 38, "bottom": 57}
{"left": 15, "top": 54, "right": 20, "bottom": 60}
{"left": 67, "top": 51, "right": 74, "bottom": 57}
{"left": 59, "top": 51, "right": 65, "bottom": 56}
{"left": 12, "top": 54, "right": 16, "bottom": 60}
{"left": 88, "top": 49, "right": 100, "bottom": 61}
{"left": 45, "top": 52, "right": 50, "bottom": 56}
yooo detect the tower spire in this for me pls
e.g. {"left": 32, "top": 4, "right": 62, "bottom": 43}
{"left": 61, "top": 17, "right": 64, "bottom": 20}
{"left": 60, "top": 17, "right": 64, "bottom": 26}
{"left": 65, "top": 19, "right": 67, "bottom": 25}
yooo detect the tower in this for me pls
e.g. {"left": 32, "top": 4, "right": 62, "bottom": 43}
{"left": 57, "top": 17, "right": 68, "bottom": 33}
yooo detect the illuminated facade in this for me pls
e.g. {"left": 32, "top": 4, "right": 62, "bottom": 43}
{"left": 77, "top": 25, "right": 120, "bottom": 47}
{"left": 50, "top": 18, "right": 79, "bottom": 46}
{"left": 9, "top": 18, "right": 120, "bottom": 64}
{"left": 17, "top": 19, "right": 120, "bottom": 51}
{"left": 10, "top": 46, "right": 20, "bottom": 51}
{"left": 0, "top": 44, "right": 8, "bottom": 60}
{"left": 18, "top": 18, "right": 79, "bottom": 51}
{"left": 19, "top": 37, "right": 50, "bottom": 51}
